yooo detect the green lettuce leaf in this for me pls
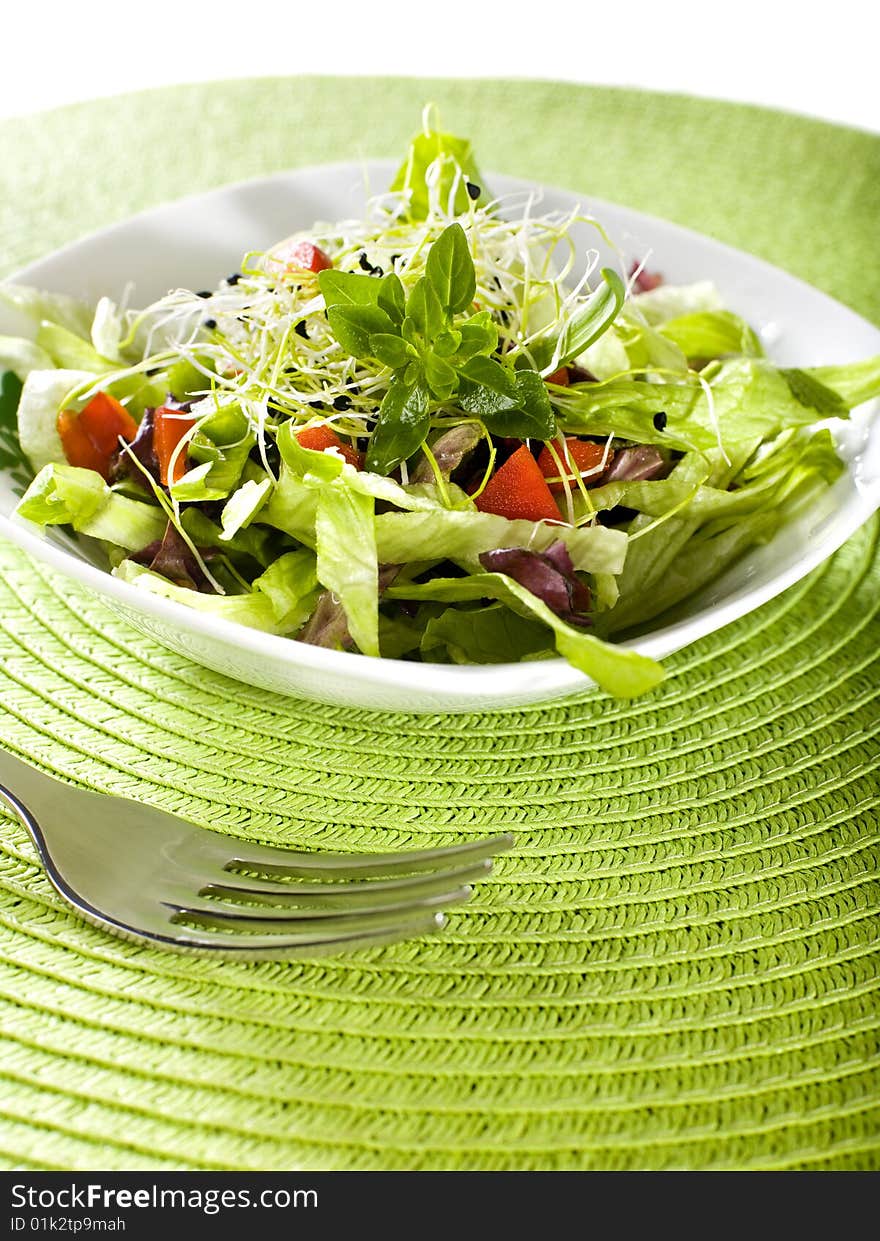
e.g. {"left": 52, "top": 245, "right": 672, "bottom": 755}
{"left": 114, "top": 549, "right": 317, "bottom": 634}
{"left": 387, "top": 573, "right": 664, "bottom": 696}
{"left": 219, "top": 477, "right": 273, "bottom": 540}
{"left": 421, "top": 602, "right": 552, "bottom": 664}
{"left": 389, "top": 117, "right": 485, "bottom": 221}
{"left": 658, "top": 310, "right": 763, "bottom": 360}
{"left": 16, "top": 368, "right": 94, "bottom": 472}
{"left": 171, "top": 404, "right": 255, "bottom": 502}
{"left": 630, "top": 281, "right": 723, "bottom": 325}
{"left": 314, "top": 484, "right": 379, "bottom": 657}
{"left": 800, "top": 355, "right": 880, "bottom": 410}
{"left": 374, "top": 508, "right": 627, "bottom": 574}
{"left": 0, "top": 283, "right": 94, "bottom": 338}
{"left": 15, "top": 462, "right": 165, "bottom": 550}
{"left": 0, "top": 335, "right": 54, "bottom": 381}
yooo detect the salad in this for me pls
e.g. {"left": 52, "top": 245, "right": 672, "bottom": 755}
{"left": 2, "top": 111, "right": 878, "bottom": 698}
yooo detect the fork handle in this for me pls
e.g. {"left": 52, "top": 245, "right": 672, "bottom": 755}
{"left": 0, "top": 746, "right": 76, "bottom": 842}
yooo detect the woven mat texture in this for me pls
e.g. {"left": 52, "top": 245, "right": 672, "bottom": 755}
{"left": 0, "top": 77, "right": 878, "bottom": 1171}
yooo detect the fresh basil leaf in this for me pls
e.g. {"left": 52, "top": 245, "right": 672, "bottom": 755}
{"left": 377, "top": 273, "right": 406, "bottom": 325}
{"left": 327, "top": 304, "right": 398, "bottom": 359}
{"left": 458, "top": 356, "right": 518, "bottom": 413}
{"left": 454, "top": 311, "right": 497, "bottom": 362}
{"left": 423, "top": 353, "right": 458, "bottom": 401}
{"left": 457, "top": 359, "right": 556, "bottom": 438}
{"left": 406, "top": 277, "right": 446, "bottom": 342}
{"left": 433, "top": 329, "right": 462, "bottom": 358}
{"left": 556, "top": 268, "right": 625, "bottom": 366}
{"left": 318, "top": 269, "right": 383, "bottom": 308}
{"left": 426, "top": 222, "right": 476, "bottom": 317}
{"left": 365, "top": 379, "right": 431, "bottom": 474}
{"left": 508, "top": 370, "right": 556, "bottom": 438}
{"left": 779, "top": 367, "right": 849, "bottom": 417}
{"left": 369, "top": 333, "right": 412, "bottom": 369}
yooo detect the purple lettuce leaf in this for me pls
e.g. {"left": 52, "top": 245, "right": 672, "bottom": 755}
{"left": 478, "top": 542, "right": 592, "bottom": 626}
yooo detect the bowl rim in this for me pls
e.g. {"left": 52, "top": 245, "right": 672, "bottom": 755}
{"left": 1, "top": 160, "right": 879, "bottom": 703}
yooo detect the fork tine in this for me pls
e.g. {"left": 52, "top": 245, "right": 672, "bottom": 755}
{"left": 223, "top": 832, "right": 515, "bottom": 880}
{"left": 163, "top": 910, "right": 448, "bottom": 959}
{"left": 201, "top": 858, "right": 493, "bottom": 908}
{"left": 164, "top": 884, "right": 474, "bottom": 934}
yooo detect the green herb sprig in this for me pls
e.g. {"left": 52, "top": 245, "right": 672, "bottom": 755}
{"left": 320, "top": 223, "right": 560, "bottom": 474}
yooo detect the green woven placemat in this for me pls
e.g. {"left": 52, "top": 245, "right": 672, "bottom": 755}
{"left": 0, "top": 77, "right": 878, "bottom": 1171}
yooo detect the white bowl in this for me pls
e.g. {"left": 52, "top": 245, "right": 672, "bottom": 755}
{"left": 2, "top": 163, "right": 878, "bottom": 713}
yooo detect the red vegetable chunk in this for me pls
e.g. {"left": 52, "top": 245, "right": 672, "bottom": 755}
{"left": 536, "top": 438, "right": 608, "bottom": 494}
{"left": 274, "top": 240, "right": 333, "bottom": 274}
{"left": 57, "top": 391, "right": 138, "bottom": 481}
{"left": 155, "top": 406, "right": 197, "bottom": 486}
{"left": 475, "top": 445, "right": 562, "bottom": 523}
{"left": 296, "top": 424, "right": 363, "bottom": 469}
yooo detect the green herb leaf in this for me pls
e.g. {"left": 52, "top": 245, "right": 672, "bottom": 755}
{"left": 377, "top": 273, "right": 407, "bottom": 325}
{"left": 555, "top": 268, "right": 625, "bottom": 366}
{"left": 318, "top": 269, "right": 383, "bottom": 308}
{"left": 453, "top": 311, "right": 497, "bottom": 362}
{"left": 458, "top": 358, "right": 556, "bottom": 439}
{"left": 365, "top": 378, "right": 431, "bottom": 474}
{"left": 405, "top": 277, "right": 446, "bottom": 342}
{"left": 423, "top": 353, "right": 458, "bottom": 400}
{"left": 326, "top": 304, "right": 398, "bottom": 359}
{"left": 425, "top": 222, "right": 476, "bottom": 316}
{"left": 369, "top": 333, "right": 413, "bottom": 369}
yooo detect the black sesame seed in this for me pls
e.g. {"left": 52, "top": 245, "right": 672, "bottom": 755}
{"left": 653, "top": 411, "right": 668, "bottom": 432}
{"left": 294, "top": 321, "right": 309, "bottom": 339}
{"left": 466, "top": 181, "right": 481, "bottom": 201}
{"left": 390, "top": 254, "right": 401, "bottom": 267}
{"left": 333, "top": 395, "right": 352, "bottom": 411}
{"left": 203, "top": 318, "right": 217, "bottom": 330}
{"left": 195, "top": 290, "right": 212, "bottom": 299}
{"left": 226, "top": 273, "right": 241, "bottom": 286}
{"left": 371, "top": 266, "right": 384, "bottom": 278}
{"left": 358, "top": 252, "right": 373, "bottom": 272}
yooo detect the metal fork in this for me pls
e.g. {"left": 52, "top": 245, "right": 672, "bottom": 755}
{"left": 0, "top": 748, "right": 512, "bottom": 960}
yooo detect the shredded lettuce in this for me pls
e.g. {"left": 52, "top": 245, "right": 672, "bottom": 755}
{"left": 16, "top": 463, "right": 166, "bottom": 550}
{"left": 16, "top": 369, "right": 94, "bottom": 472}
{"left": 387, "top": 573, "right": 665, "bottom": 696}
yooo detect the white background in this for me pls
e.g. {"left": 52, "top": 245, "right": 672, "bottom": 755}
{"left": 1, "top": 0, "right": 877, "bottom": 132}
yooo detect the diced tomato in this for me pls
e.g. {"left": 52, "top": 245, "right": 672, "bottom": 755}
{"left": 536, "top": 438, "right": 608, "bottom": 494}
{"left": 296, "top": 424, "right": 362, "bottom": 469}
{"left": 630, "top": 262, "right": 663, "bottom": 293}
{"left": 155, "top": 406, "right": 198, "bottom": 486}
{"left": 273, "top": 240, "right": 333, "bottom": 274}
{"left": 57, "top": 391, "right": 139, "bottom": 481}
{"left": 544, "top": 367, "right": 570, "bottom": 387}
{"left": 475, "top": 445, "right": 562, "bottom": 523}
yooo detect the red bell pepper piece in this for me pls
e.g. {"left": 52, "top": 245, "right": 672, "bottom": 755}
{"left": 155, "top": 406, "right": 198, "bottom": 486}
{"left": 275, "top": 241, "right": 333, "bottom": 274}
{"left": 57, "top": 391, "right": 139, "bottom": 481}
{"left": 536, "top": 438, "right": 608, "bottom": 494}
{"left": 544, "top": 367, "right": 570, "bottom": 386}
{"left": 296, "top": 424, "right": 362, "bottom": 469}
{"left": 475, "top": 445, "right": 562, "bottom": 523}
